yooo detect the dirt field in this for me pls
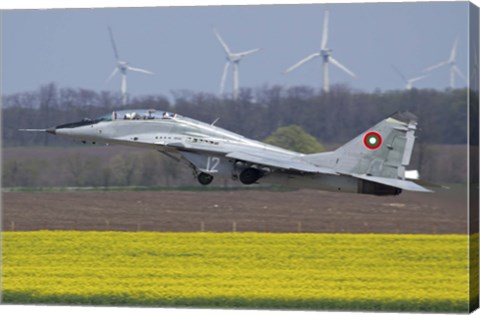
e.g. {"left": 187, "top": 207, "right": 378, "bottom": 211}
{"left": 2, "top": 188, "right": 469, "bottom": 234}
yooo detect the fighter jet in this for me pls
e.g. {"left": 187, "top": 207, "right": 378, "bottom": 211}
{"left": 22, "top": 110, "right": 431, "bottom": 195}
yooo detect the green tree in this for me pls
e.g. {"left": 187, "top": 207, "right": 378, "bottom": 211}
{"left": 64, "top": 154, "right": 102, "bottom": 187}
{"left": 263, "top": 125, "right": 325, "bottom": 154}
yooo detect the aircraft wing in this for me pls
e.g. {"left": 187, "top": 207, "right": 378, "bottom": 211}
{"left": 226, "top": 151, "right": 338, "bottom": 175}
{"left": 352, "top": 174, "right": 433, "bottom": 192}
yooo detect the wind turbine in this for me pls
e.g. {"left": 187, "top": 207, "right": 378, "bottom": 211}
{"left": 213, "top": 28, "right": 259, "bottom": 100}
{"left": 392, "top": 65, "right": 428, "bottom": 90}
{"left": 107, "top": 27, "right": 153, "bottom": 105}
{"left": 284, "top": 10, "right": 356, "bottom": 93}
{"left": 423, "top": 38, "right": 465, "bottom": 89}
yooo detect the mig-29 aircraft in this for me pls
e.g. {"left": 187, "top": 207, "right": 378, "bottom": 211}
{"left": 22, "top": 110, "right": 431, "bottom": 195}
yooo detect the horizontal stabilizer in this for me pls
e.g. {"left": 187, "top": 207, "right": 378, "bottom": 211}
{"left": 226, "top": 151, "right": 337, "bottom": 175}
{"left": 411, "top": 178, "right": 448, "bottom": 189}
{"left": 352, "top": 174, "right": 433, "bottom": 193}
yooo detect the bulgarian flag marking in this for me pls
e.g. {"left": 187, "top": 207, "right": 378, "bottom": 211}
{"left": 363, "top": 131, "right": 382, "bottom": 150}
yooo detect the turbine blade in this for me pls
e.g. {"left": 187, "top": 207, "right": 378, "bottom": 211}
{"left": 213, "top": 28, "right": 231, "bottom": 55}
{"left": 450, "top": 66, "right": 455, "bottom": 88}
{"left": 329, "top": 56, "right": 356, "bottom": 78}
{"left": 449, "top": 38, "right": 458, "bottom": 62}
{"left": 108, "top": 26, "right": 120, "bottom": 60}
{"left": 220, "top": 62, "right": 230, "bottom": 94}
{"left": 321, "top": 10, "right": 329, "bottom": 49}
{"left": 284, "top": 52, "right": 321, "bottom": 74}
{"left": 453, "top": 65, "right": 466, "bottom": 81}
{"left": 409, "top": 74, "right": 428, "bottom": 83}
{"left": 423, "top": 60, "right": 449, "bottom": 73}
{"left": 237, "top": 48, "right": 260, "bottom": 58}
{"left": 127, "top": 66, "right": 154, "bottom": 75}
{"left": 106, "top": 67, "right": 119, "bottom": 83}
{"left": 391, "top": 65, "right": 407, "bottom": 83}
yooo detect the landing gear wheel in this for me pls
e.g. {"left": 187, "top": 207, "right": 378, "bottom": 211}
{"left": 239, "top": 168, "right": 262, "bottom": 185}
{"left": 198, "top": 172, "right": 213, "bottom": 185}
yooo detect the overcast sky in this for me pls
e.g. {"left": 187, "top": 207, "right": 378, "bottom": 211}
{"left": 2, "top": 2, "right": 471, "bottom": 98}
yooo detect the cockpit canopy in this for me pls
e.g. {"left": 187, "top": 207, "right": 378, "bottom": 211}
{"left": 56, "top": 109, "right": 179, "bottom": 129}
{"left": 98, "top": 109, "right": 179, "bottom": 122}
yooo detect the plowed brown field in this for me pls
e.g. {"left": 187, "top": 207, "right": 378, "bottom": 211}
{"left": 2, "top": 188, "right": 468, "bottom": 234}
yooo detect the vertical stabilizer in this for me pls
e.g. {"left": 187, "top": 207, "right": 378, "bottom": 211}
{"left": 305, "top": 112, "right": 419, "bottom": 181}
{"left": 333, "top": 112, "right": 418, "bottom": 179}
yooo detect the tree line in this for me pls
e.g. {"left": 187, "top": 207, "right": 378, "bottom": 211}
{"left": 2, "top": 82, "right": 473, "bottom": 147}
{"left": 2, "top": 83, "right": 475, "bottom": 187}
{"left": 2, "top": 147, "right": 190, "bottom": 188}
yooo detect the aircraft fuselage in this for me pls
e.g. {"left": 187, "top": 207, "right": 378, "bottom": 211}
{"left": 37, "top": 109, "right": 429, "bottom": 196}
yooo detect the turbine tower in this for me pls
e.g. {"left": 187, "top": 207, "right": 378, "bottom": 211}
{"left": 423, "top": 38, "right": 465, "bottom": 89}
{"left": 284, "top": 10, "right": 356, "bottom": 93}
{"left": 107, "top": 27, "right": 153, "bottom": 105}
{"left": 213, "top": 28, "right": 259, "bottom": 100}
{"left": 392, "top": 65, "right": 427, "bottom": 90}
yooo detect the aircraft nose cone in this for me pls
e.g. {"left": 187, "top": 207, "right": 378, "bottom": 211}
{"left": 46, "top": 127, "right": 56, "bottom": 135}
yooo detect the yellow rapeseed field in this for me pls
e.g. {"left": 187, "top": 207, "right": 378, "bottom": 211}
{"left": 1, "top": 231, "right": 472, "bottom": 312}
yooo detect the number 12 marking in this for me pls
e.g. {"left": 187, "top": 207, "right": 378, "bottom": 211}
{"left": 206, "top": 156, "right": 220, "bottom": 173}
